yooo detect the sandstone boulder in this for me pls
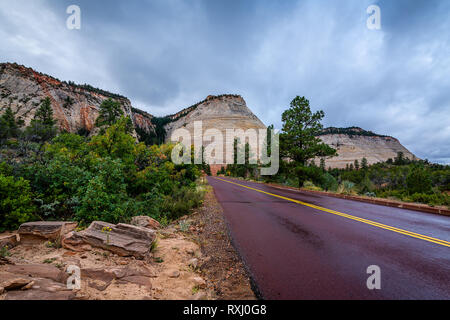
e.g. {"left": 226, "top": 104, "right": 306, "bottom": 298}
{"left": 18, "top": 221, "right": 78, "bottom": 244}
{"left": 0, "top": 234, "right": 18, "bottom": 250}
{"left": 0, "top": 271, "right": 33, "bottom": 291}
{"left": 62, "top": 221, "right": 156, "bottom": 259}
{"left": 0, "top": 266, "right": 75, "bottom": 300}
{"left": 131, "top": 216, "right": 160, "bottom": 230}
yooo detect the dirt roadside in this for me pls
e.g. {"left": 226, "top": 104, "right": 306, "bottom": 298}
{"left": 0, "top": 186, "right": 255, "bottom": 300}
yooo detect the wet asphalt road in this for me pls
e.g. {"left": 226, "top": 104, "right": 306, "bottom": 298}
{"left": 207, "top": 176, "right": 450, "bottom": 300}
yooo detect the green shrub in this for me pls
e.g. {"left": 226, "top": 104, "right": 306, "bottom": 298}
{"left": 359, "top": 174, "right": 375, "bottom": 194}
{"left": 0, "top": 174, "right": 36, "bottom": 231}
{"left": 321, "top": 172, "right": 338, "bottom": 191}
{"left": 161, "top": 186, "right": 204, "bottom": 220}
{"left": 409, "top": 192, "right": 449, "bottom": 206}
{"left": 74, "top": 158, "right": 130, "bottom": 225}
{"left": 303, "top": 180, "right": 322, "bottom": 191}
{"left": 406, "top": 167, "right": 433, "bottom": 194}
{"left": 338, "top": 180, "right": 357, "bottom": 195}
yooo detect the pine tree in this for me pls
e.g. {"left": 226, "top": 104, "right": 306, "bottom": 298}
{"left": 354, "top": 159, "right": 360, "bottom": 170}
{"left": 26, "top": 97, "right": 57, "bottom": 142}
{"left": 280, "top": 96, "right": 336, "bottom": 186}
{"left": 361, "top": 157, "right": 368, "bottom": 170}
{"left": 0, "top": 106, "right": 23, "bottom": 140}
{"left": 95, "top": 98, "right": 124, "bottom": 127}
{"left": 320, "top": 158, "right": 326, "bottom": 171}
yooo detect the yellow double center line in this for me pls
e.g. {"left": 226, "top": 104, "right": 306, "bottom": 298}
{"left": 214, "top": 178, "right": 450, "bottom": 248}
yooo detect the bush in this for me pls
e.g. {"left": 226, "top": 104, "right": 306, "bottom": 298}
{"left": 359, "top": 174, "right": 375, "bottom": 194}
{"left": 161, "top": 186, "right": 204, "bottom": 220}
{"left": 409, "top": 192, "right": 450, "bottom": 206}
{"left": 338, "top": 180, "right": 357, "bottom": 195}
{"left": 0, "top": 174, "right": 36, "bottom": 231}
{"left": 303, "top": 180, "right": 323, "bottom": 191}
{"left": 321, "top": 173, "right": 338, "bottom": 191}
{"left": 406, "top": 167, "right": 433, "bottom": 194}
{"left": 74, "top": 158, "right": 130, "bottom": 225}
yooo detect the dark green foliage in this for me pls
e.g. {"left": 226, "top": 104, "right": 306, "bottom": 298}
{"left": 406, "top": 167, "right": 433, "bottom": 194}
{"left": 95, "top": 98, "right": 124, "bottom": 127}
{"left": 25, "top": 97, "right": 57, "bottom": 142}
{"left": 148, "top": 116, "right": 172, "bottom": 145}
{"left": 318, "top": 127, "right": 389, "bottom": 138}
{"left": 0, "top": 174, "right": 36, "bottom": 232}
{"left": 361, "top": 157, "right": 368, "bottom": 170}
{"left": 0, "top": 107, "right": 23, "bottom": 141}
{"left": 0, "top": 113, "right": 205, "bottom": 230}
{"left": 62, "top": 96, "right": 74, "bottom": 108}
{"left": 322, "top": 172, "right": 338, "bottom": 191}
{"left": 161, "top": 186, "right": 204, "bottom": 221}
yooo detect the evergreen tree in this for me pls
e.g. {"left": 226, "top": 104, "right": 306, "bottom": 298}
{"left": 26, "top": 97, "right": 57, "bottom": 142}
{"left": 354, "top": 159, "right": 360, "bottom": 170}
{"left": 361, "top": 157, "right": 368, "bottom": 170}
{"left": 320, "top": 158, "right": 326, "bottom": 171}
{"left": 0, "top": 106, "right": 23, "bottom": 140}
{"left": 280, "top": 96, "right": 336, "bottom": 186}
{"left": 95, "top": 98, "right": 124, "bottom": 127}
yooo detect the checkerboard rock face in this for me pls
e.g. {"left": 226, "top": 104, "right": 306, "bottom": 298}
{"left": 18, "top": 221, "right": 78, "bottom": 244}
{"left": 62, "top": 221, "right": 156, "bottom": 259}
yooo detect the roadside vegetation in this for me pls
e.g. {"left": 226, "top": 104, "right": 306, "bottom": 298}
{"left": 220, "top": 96, "right": 450, "bottom": 208}
{"left": 0, "top": 98, "right": 206, "bottom": 232}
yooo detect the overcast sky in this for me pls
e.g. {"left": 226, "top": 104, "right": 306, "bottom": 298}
{"left": 1, "top": 0, "right": 449, "bottom": 163}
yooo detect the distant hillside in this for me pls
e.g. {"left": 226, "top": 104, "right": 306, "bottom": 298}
{"left": 0, "top": 62, "right": 418, "bottom": 170}
{"left": 318, "top": 126, "right": 390, "bottom": 138}
{"left": 317, "top": 127, "right": 417, "bottom": 169}
{"left": 0, "top": 62, "right": 135, "bottom": 135}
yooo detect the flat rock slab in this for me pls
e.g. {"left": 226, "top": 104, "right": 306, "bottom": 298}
{"left": 6, "top": 264, "right": 67, "bottom": 283}
{"left": 0, "top": 271, "right": 33, "bottom": 291}
{"left": 4, "top": 277, "right": 76, "bottom": 300}
{"left": 80, "top": 265, "right": 155, "bottom": 291}
{"left": 62, "top": 221, "right": 156, "bottom": 259}
{"left": 18, "top": 221, "right": 78, "bottom": 244}
{"left": 4, "top": 289, "right": 76, "bottom": 300}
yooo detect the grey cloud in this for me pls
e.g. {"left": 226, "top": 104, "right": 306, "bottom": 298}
{"left": 0, "top": 0, "right": 449, "bottom": 163}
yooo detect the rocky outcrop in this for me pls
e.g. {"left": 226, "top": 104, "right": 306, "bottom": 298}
{"left": 164, "top": 95, "right": 267, "bottom": 170}
{"left": 18, "top": 221, "right": 77, "bottom": 244}
{"left": 164, "top": 94, "right": 266, "bottom": 142}
{"left": 0, "top": 234, "right": 18, "bottom": 250}
{"left": 0, "top": 63, "right": 135, "bottom": 134}
{"left": 62, "top": 221, "right": 156, "bottom": 259}
{"left": 130, "top": 216, "right": 161, "bottom": 230}
{"left": 0, "top": 264, "right": 76, "bottom": 300}
{"left": 317, "top": 127, "right": 417, "bottom": 169}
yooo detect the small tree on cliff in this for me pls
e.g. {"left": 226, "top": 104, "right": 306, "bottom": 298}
{"left": 95, "top": 98, "right": 124, "bottom": 128}
{"left": 280, "top": 96, "right": 336, "bottom": 187}
{"left": 25, "top": 97, "right": 57, "bottom": 142}
{"left": 0, "top": 106, "right": 24, "bottom": 141}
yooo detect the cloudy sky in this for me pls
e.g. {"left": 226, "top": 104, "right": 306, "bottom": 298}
{"left": 1, "top": 0, "right": 449, "bottom": 163}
